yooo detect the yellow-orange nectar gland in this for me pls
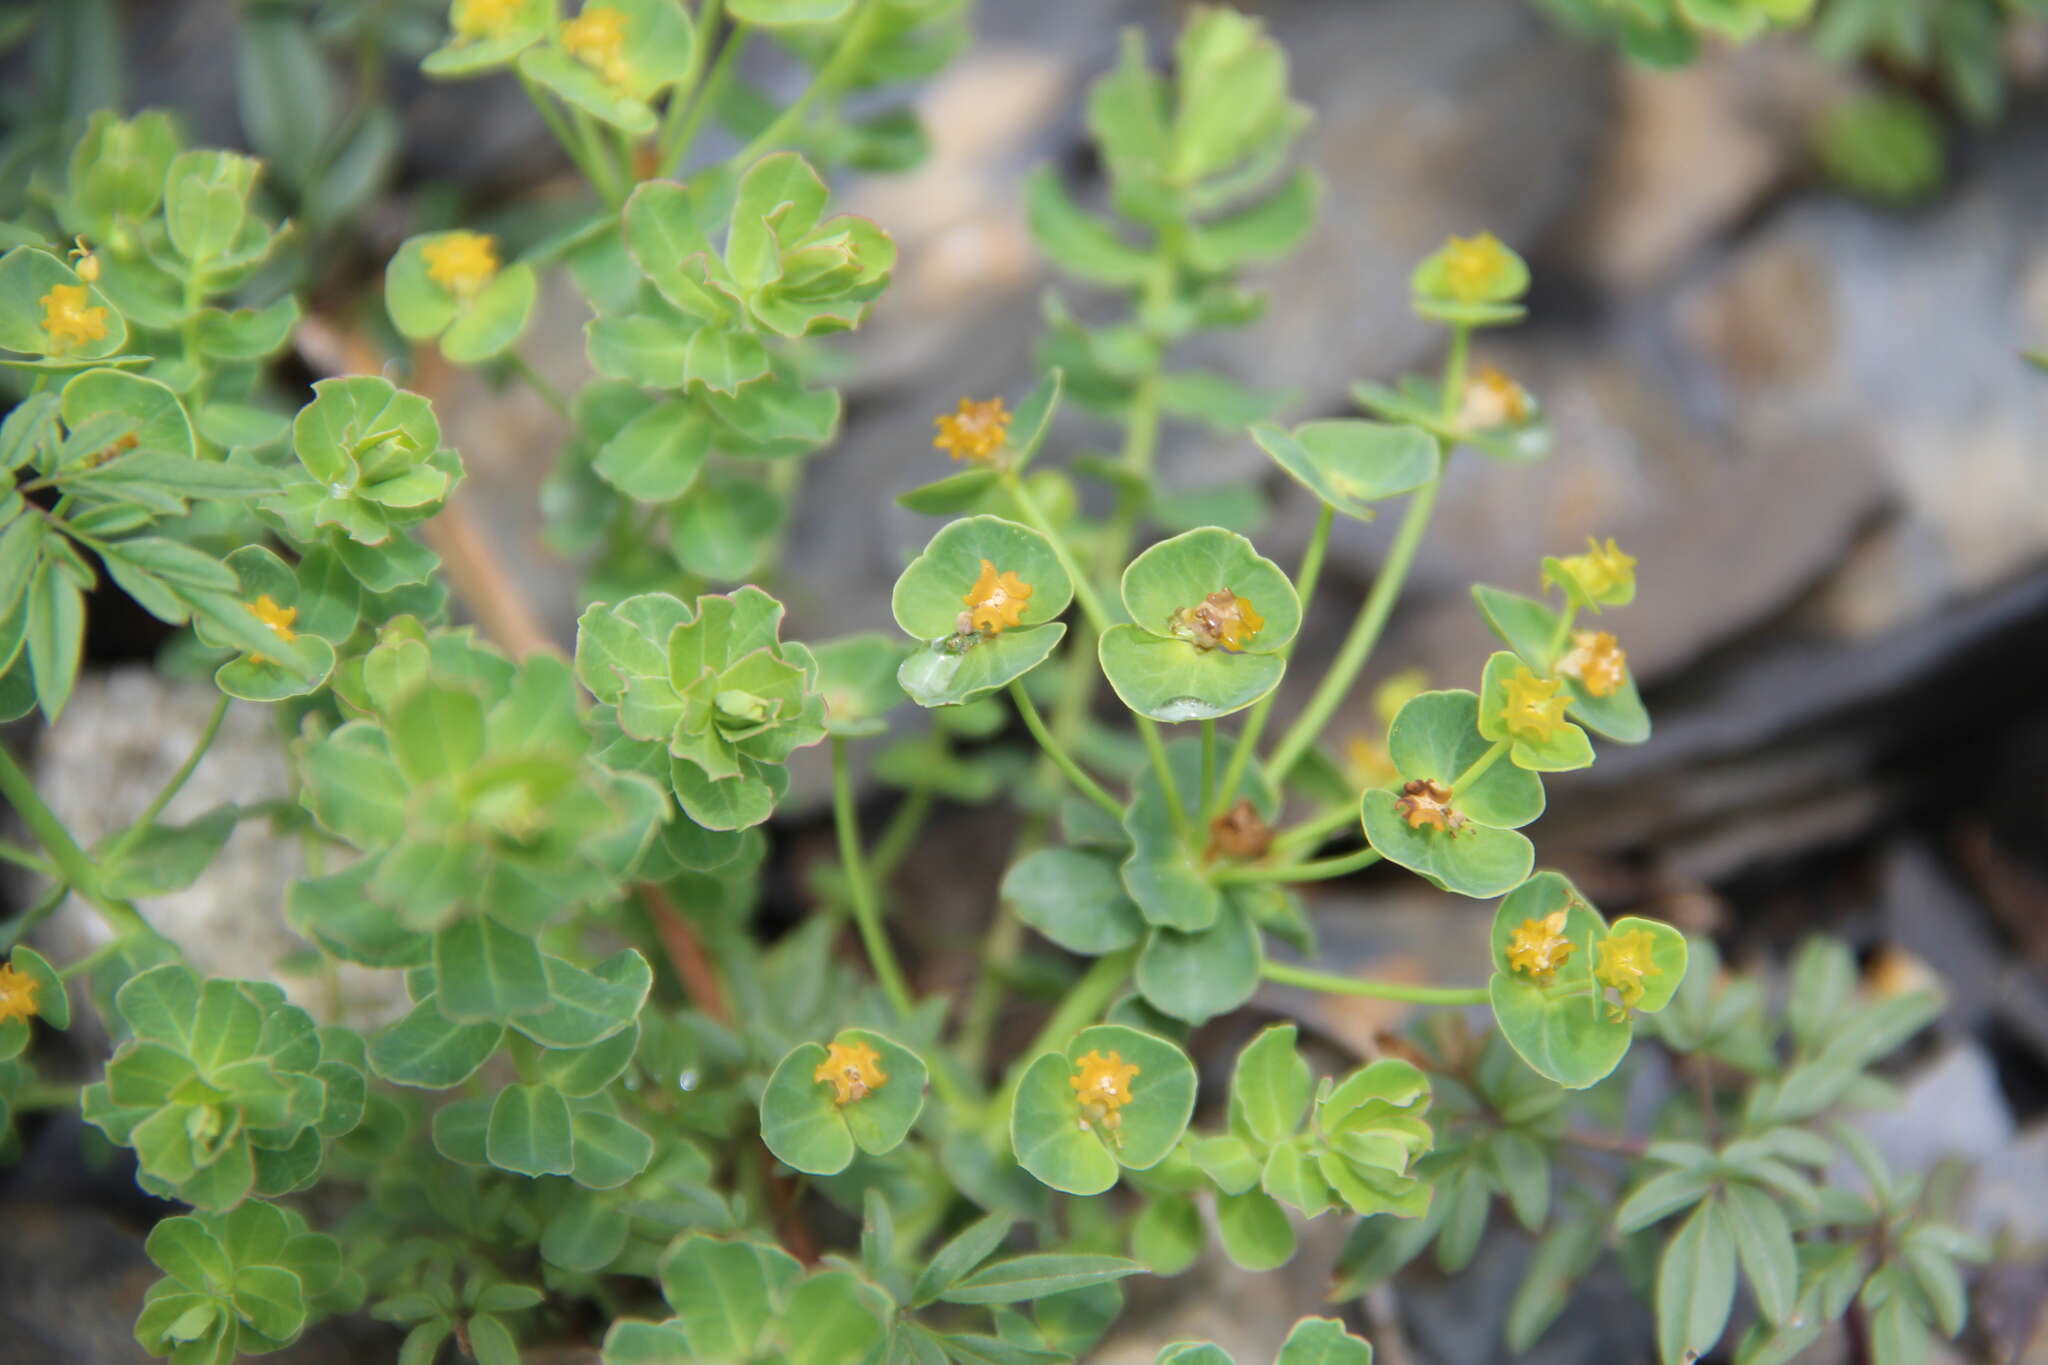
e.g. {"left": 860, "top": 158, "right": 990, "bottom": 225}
{"left": 423, "top": 231, "right": 500, "bottom": 297}
{"left": 1557, "top": 630, "right": 1627, "bottom": 698}
{"left": 1461, "top": 364, "right": 1530, "bottom": 429}
{"left": 563, "top": 5, "right": 632, "bottom": 85}
{"left": 247, "top": 594, "right": 299, "bottom": 643}
{"left": 1170, "top": 591, "right": 1264, "bottom": 653}
{"left": 1506, "top": 910, "right": 1573, "bottom": 979}
{"left": 1070, "top": 1050, "right": 1139, "bottom": 1138}
{"left": 1546, "top": 536, "right": 1637, "bottom": 604}
{"left": 1394, "top": 778, "right": 1464, "bottom": 833}
{"left": 1594, "top": 928, "right": 1658, "bottom": 1012}
{"left": 933, "top": 397, "right": 1011, "bottom": 464}
{"left": 962, "top": 559, "right": 1032, "bottom": 635}
{"left": 1500, "top": 667, "right": 1570, "bottom": 744}
{"left": 0, "top": 964, "right": 37, "bottom": 1025}
{"left": 40, "top": 284, "right": 108, "bottom": 351}
{"left": 68, "top": 237, "right": 101, "bottom": 283}
{"left": 813, "top": 1040, "right": 887, "bottom": 1105}
{"left": 453, "top": 0, "right": 523, "bottom": 38}
{"left": 1440, "top": 232, "right": 1514, "bottom": 302}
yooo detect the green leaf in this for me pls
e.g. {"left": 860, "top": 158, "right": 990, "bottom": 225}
{"left": 1002, "top": 847, "right": 1146, "bottom": 956}
{"left": 442, "top": 263, "right": 539, "bottom": 364}
{"left": 1487, "top": 1129, "right": 1551, "bottom": 1231}
{"left": 1505, "top": 1196, "right": 1604, "bottom": 1353}
{"left": 1251, "top": 420, "right": 1438, "bottom": 521}
{"left": 510, "top": 950, "right": 653, "bottom": 1049}
{"left": 657, "top": 1234, "right": 801, "bottom": 1358}
{"left": 570, "top": 1106, "right": 655, "bottom": 1189}
{"left": 595, "top": 398, "right": 712, "bottom": 503}
{"left": 368, "top": 994, "right": 503, "bottom": 1089}
{"left": 898, "top": 468, "right": 1001, "bottom": 515}
{"left": 434, "top": 916, "right": 551, "bottom": 1022}
{"left": 1656, "top": 1198, "right": 1737, "bottom": 1365}
{"left": 941, "top": 1254, "right": 1146, "bottom": 1305}
{"left": 760, "top": 1041, "right": 857, "bottom": 1176}
{"left": 913, "top": 1212, "right": 1016, "bottom": 1307}
{"left": 1385, "top": 690, "right": 1545, "bottom": 828}
{"left": 727, "top": 0, "right": 856, "bottom": 22}
{"left": 813, "top": 632, "right": 907, "bottom": 738}
{"left": 164, "top": 151, "right": 261, "bottom": 264}
{"left": 780, "top": 1272, "right": 889, "bottom": 1365}
{"left": 486, "top": 1082, "right": 575, "bottom": 1177}
{"left": 61, "top": 367, "right": 195, "bottom": 457}
{"left": 98, "top": 805, "right": 238, "bottom": 899}
{"left": 1098, "top": 624, "right": 1284, "bottom": 723}
{"left": 542, "top": 1194, "right": 631, "bottom": 1273}
{"left": 1134, "top": 900, "right": 1262, "bottom": 1024}
{"left": 1024, "top": 167, "right": 1152, "bottom": 286}
{"left": 0, "top": 246, "right": 127, "bottom": 362}
{"left": 1230, "top": 1023, "right": 1310, "bottom": 1145}
{"left": 25, "top": 561, "right": 85, "bottom": 722}
{"left": 668, "top": 473, "right": 786, "bottom": 581}
{"left": 1010, "top": 1052, "right": 1119, "bottom": 1197}
{"left": 1361, "top": 790, "right": 1533, "bottom": 900}
{"left": 1477, "top": 651, "right": 1594, "bottom": 773}
{"left": 1120, "top": 528, "right": 1299, "bottom": 653}
{"left": 1722, "top": 1184, "right": 1797, "bottom": 1326}
{"left": 900, "top": 623, "right": 1068, "bottom": 709}
{"left": 1273, "top": 1317, "right": 1373, "bottom": 1365}
{"left": 1216, "top": 1188, "right": 1295, "bottom": 1270}
{"left": 1132, "top": 1196, "right": 1203, "bottom": 1276}
{"left": 1185, "top": 171, "right": 1322, "bottom": 272}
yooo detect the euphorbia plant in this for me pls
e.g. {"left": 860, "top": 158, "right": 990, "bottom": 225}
{"left": 0, "top": 4, "right": 1997, "bottom": 1365}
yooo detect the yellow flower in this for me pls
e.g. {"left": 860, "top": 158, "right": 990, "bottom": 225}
{"left": 0, "top": 963, "right": 38, "bottom": 1025}
{"left": 39, "top": 283, "right": 109, "bottom": 352}
{"left": 1440, "top": 232, "right": 1514, "bottom": 303}
{"left": 1393, "top": 777, "right": 1462, "bottom": 833}
{"left": 1545, "top": 536, "right": 1637, "bottom": 607}
{"left": 933, "top": 396, "right": 1011, "bottom": 464}
{"left": 452, "top": 0, "right": 523, "bottom": 38}
{"left": 1506, "top": 910, "right": 1573, "bottom": 979}
{"left": 247, "top": 594, "right": 299, "bottom": 643}
{"left": 1169, "top": 591, "right": 1264, "bottom": 653}
{"left": 1594, "top": 928, "right": 1659, "bottom": 1010}
{"left": 1460, "top": 364, "right": 1530, "bottom": 428}
{"left": 962, "top": 559, "right": 1033, "bottom": 635}
{"left": 813, "top": 1039, "right": 887, "bottom": 1105}
{"left": 1499, "top": 667, "right": 1570, "bottom": 744}
{"left": 422, "top": 231, "right": 500, "bottom": 298}
{"left": 1070, "top": 1049, "right": 1139, "bottom": 1113}
{"left": 1557, "top": 630, "right": 1627, "bottom": 698}
{"left": 562, "top": 5, "right": 632, "bottom": 85}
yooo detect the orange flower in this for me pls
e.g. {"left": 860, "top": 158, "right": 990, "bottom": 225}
{"left": 1170, "top": 591, "right": 1264, "bottom": 653}
{"left": 1393, "top": 778, "right": 1462, "bottom": 833}
{"left": 1506, "top": 910, "right": 1573, "bottom": 979}
{"left": 1070, "top": 1050, "right": 1139, "bottom": 1112}
{"left": 1499, "top": 667, "right": 1569, "bottom": 744}
{"left": 1595, "top": 928, "right": 1658, "bottom": 1010}
{"left": 0, "top": 964, "right": 38, "bottom": 1025}
{"left": 813, "top": 1039, "right": 887, "bottom": 1105}
{"left": 962, "top": 559, "right": 1033, "bottom": 635}
{"left": 932, "top": 396, "right": 1012, "bottom": 464}
{"left": 39, "top": 283, "right": 108, "bottom": 351}
{"left": 422, "top": 231, "right": 500, "bottom": 297}
{"left": 1557, "top": 630, "right": 1627, "bottom": 698}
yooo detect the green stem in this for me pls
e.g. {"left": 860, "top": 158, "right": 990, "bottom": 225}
{"left": 869, "top": 787, "right": 933, "bottom": 883}
{"left": 1199, "top": 718, "right": 1217, "bottom": 816}
{"left": 1136, "top": 715, "right": 1188, "bottom": 843}
{"left": 1211, "top": 502, "right": 1334, "bottom": 818}
{"left": 662, "top": 15, "right": 748, "bottom": 174}
{"left": 1261, "top": 960, "right": 1488, "bottom": 1006}
{"left": 656, "top": 0, "right": 723, "bottom": 164}
{"left": 731, "top": 0, "right": 883, "bottom": 165}
{"left": 0, "top": 840, "right": 55, "bottom": 877}
{"left": 1265, "top": 478, "right": 1442, "bottom": 782}
{"left": 1001, "top": 470, "right": 1114, "bottom": 634}
{"left": 1268, "top": 801, "right": 1365, "bottom": 858}
{"left": 1545, "top": 600, "right": 1579, "bottom": 664}
{"left": 1010, "top": 683, "right": 1123, "bottom": 822}
{"left": 0, "top": 744, "right": 148, "bottom": 937}
{"left": 1218, "top": 845, "right": 1381, "bottom": 885}
{"left": 957, "top": 910, "right": 1023, "bottom": 1073}
{"left": 570, "top": 107, "right": 628, "bottom": 207}
{"left": 519, "top": 70, "right": 618, "bottom": 197}
{"left": 830, "top": 737, "right": 915, "bottom": 1021}
{"left": 1019, "top": 948, "right": 1136, "bottom": 1066}
{"left": 1452, "top": 738, "right": 1510, "bottom": 792}
{"left": 506, "top": 351, "right": 571, "bottom": 420}
{"left": 0, "top": 882, "right": 69, "bottom": 952}
{"left": 105, "top": 692, "right": 229, "bottom": 865}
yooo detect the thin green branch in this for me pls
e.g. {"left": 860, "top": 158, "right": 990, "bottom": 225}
{"left": 1217, "top": 845, "right": 1381, "bottom": 884}
{"left": 830, "top": 737, "right": 915, "bottom": 1021}
{"left": 1268, "top": 800, "right": 1366, "bottom": 858}
{"left": 1010, "top": 683, "right": 1124, "bottom": 822}
{"left": 1261, "top": 959, "right": 1488, "bottom": 1006}
{"left": 1136, "top": 715, "right": 1188, "bottom": 843}
{"left": 1001, "top": 470, "right": 1116, "bottom": 634}
{"left": 105, "top": 691, "right": 229, "bottom": 865}
{"left": 1451, "top": 738, "right": 1510, "bottom": 793}
{"left": 730, "top": 0, "right": 883, "bottom": 166}
{"left": 0, "top": 743, "right": 148, "bottom": 937}
{"left": 505, "top": 351, "right": 571, "bottom": 420}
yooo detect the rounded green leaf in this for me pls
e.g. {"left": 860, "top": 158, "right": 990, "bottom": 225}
{"left": 1217, "top": 1188, "right": 1296, "bottom": 1270}
{"left": 569, "top": 1106, "right": 655, "bottom": 1188}
{"left": 514, "top": 47, "right": 656, "bottom": 135}
{"left": 728, "top": 0, "right": 856, "bottom": 25}
{"left": 1486, "top": 871, "right": 1604, "bottom": 979}
{"left": 441, "top": 262, "right": 538, "bottom": 364}
{"left": 61, "top": 367, "right": 194, "bottom": 457}
{"left": 668, "top": 474, "right": 785, "bottom": 581}
{"left": 422, "top": 0, "right": 553, "bottom": 75}
{"left": 1361, "top": 788, "right": 1534, "bottom": 899}
{"left": 1120, "top": 528, "right": 1299, "bottom": 653}
{"left": 1066, "top": 1024, "right": 1196, "bottom": 1170}
{"left": 1002, "top": 847, "right": 1146, "bottom": 955}
{"left": 1385, "top": 689, "right": 1544, "bottom": 828}
{"left": 384, "top": 234, "right": 461, "bottom": 340}
{"left": 0, "top": 247, "right": 127, "bottom": 361}
{"left": 1134, "top": 900, "right": 1262, "bottom": 1024}
{"left": 814, "top": 632, "right": 907, "bottom": 738}
{"left": 1565, "top": 668, "right": 1651, "bottom": 745}
{"left": 1471, "top": 584, "right": 1561, "bottom": 669}
{"left": 486, "top": 1081, "right": 575, "bottom": 1176}
{"left": 1011, "top": 1050, "right": 1120, "bottom": 1196}
{"left": 594, "top": 398, "right": 712, "bottom": 503}
{"left": 1251, "top": 419, "right": 1438, "bottom": 521}
{"left": 838, "top": 1029, "right": 928, "bottom": 1156}
{"left": 10, "top": 945, "right": 68, "bottom": 1030}
{"left": 898, "top": 622, "right": 1066, "bottom": 708}
{"left": 1098, "top": 623, "right": 1284, "bottom": 723}
{"left": 892, "top": 515, "right": 1073, "bottom": 640}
